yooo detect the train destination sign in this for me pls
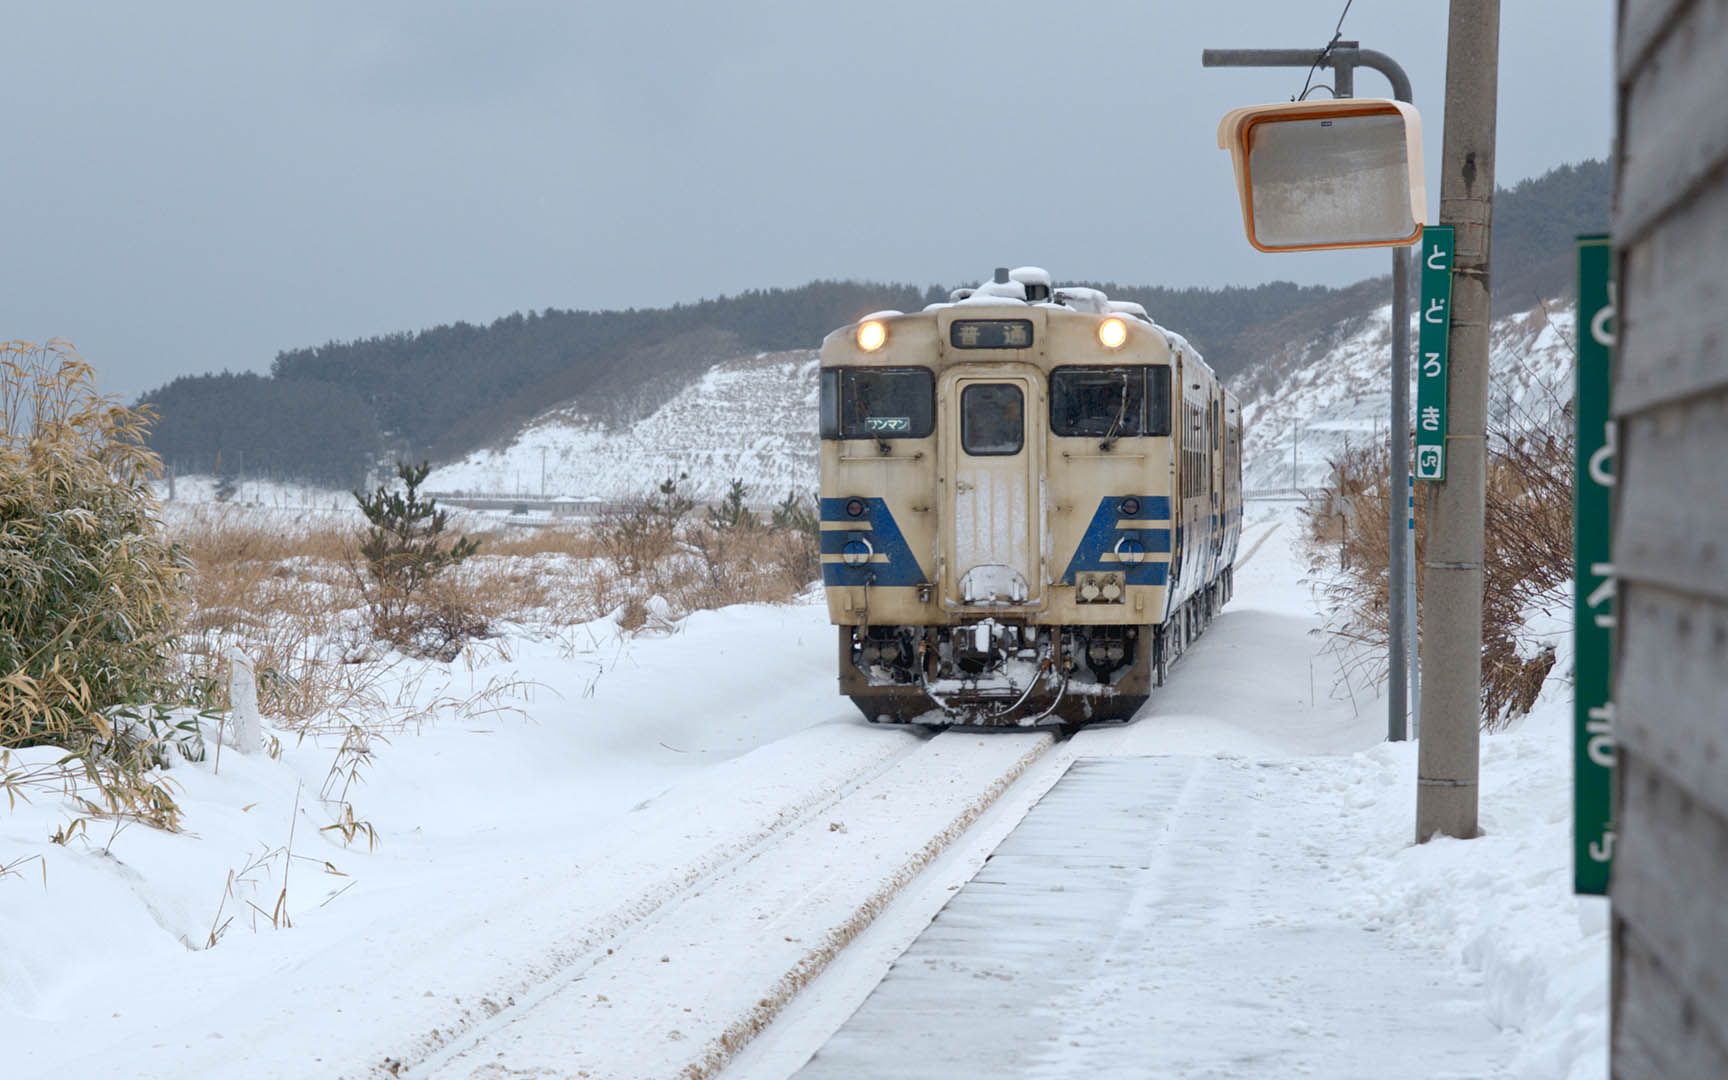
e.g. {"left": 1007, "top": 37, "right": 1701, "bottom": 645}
{"left": 1574, "top": 234, "right": 1615, "bottom": 896}
{"left": 1414, "top": 225, "right": 1455, "bottom": 481}
{"left": 950, "top": 319, "right": 1033, "bottom": 350}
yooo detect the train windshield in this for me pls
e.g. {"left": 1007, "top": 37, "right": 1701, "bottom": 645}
{"left": 1050, "top": 366, "right": 1172, "bottom": 438}
{"left": 820, "top": 367, "right": 935, "bottom": 440}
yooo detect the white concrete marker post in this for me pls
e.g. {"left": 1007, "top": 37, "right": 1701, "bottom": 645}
{"left": 225, "top": 647, "right": 264, "bottom": 756}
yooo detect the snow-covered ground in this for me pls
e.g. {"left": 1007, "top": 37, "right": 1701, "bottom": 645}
{"left": 152, "top": 474, "right": 358, "bottom": 513}
{"left": 767, "top": 506, "right": 1603, "bottom": 1079}
{"left": 0, "top": 503, "right": 1605, "bottom": 1078}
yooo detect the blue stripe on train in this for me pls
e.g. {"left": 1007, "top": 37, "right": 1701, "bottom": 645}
{"left": 819, "top": 497, "right": 928, "bottom": 587}
{"left": 1061, "top": 495, "right": 1174, "bottom": 587}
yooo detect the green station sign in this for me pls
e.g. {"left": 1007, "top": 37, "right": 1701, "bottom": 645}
{"left": 1414, "top": 226, "right": 1455, "bottom": 481}
{"left": 1574, "top": 234, "right": 1615, "bottom": 896}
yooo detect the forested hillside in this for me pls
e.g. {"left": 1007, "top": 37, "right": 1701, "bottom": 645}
{"left": 141, "top": 160, "right": 1606, "bottom": 487}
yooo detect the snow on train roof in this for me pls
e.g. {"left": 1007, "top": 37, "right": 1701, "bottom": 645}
{"left": 896, "top": 269, "right": 1216, "bottom": 377}
{"left": 925, "top": 273, "right": 1164, "bottom": 329}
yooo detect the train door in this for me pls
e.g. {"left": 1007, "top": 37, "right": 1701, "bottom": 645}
{"left": 942, "top": 374, "right": 1043, "bottom": 607}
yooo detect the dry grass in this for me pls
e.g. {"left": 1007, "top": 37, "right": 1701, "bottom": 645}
{"left": 2, "top": 349, "right": 812, "bottom": 839}
{"left": 165, "top": 481, "right": 817, "bottom": 734}
{"left": 1306, "top": 419, "right": 1572, "bottom": 728}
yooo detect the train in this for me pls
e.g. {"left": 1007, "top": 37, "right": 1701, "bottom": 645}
{"left": 818, "top": 266, "right": 1243, "bottom": 728}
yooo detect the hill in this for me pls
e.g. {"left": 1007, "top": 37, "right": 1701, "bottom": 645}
{"left": 140, "top": 160, "right": 1607, "bottom": 487}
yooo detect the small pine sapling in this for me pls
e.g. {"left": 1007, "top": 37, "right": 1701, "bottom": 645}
{"left": 707, "top": 478, "right": 758, "bottom": 531}
{"left": 352, "top": 462, "right": 484, "bottom": 658}
{"left": 770, "top": 490, "right": 821, "bottom": 588}
{"left": 771, "top": 490, "right": 819, "bottom": 536}
{"left": 354, "top": 462, "right": 479, "bottom": 594}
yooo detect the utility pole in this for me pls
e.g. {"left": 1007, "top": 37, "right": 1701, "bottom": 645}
{"left": 1202, "top": 42, "right": 1416, "bottom": 743}
{"left": 1416, "top": 0, "right": 1499, "bottom": 841}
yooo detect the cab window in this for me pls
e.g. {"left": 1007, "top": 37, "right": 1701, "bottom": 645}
{"left": 1050, "top": 366, "right": 1171, "bottom": 438}
{"left": 819, "top": 367, "right": 934, "bottom": 439}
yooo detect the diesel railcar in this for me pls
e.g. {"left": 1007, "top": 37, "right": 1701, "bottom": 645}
{"left": 819, "top": 267, "right": 1243, "bottom": 727}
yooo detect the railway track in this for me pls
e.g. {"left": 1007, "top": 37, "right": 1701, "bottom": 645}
{"left": 324, "top": 726, "right": 926, "bottom": 1077}
{"left": 398, "top": 522, "right": 1271, "bottom": 1079}
{"left": 407, "top": 730, "right": 1056, "bottom": 1080}
{"left": 367, "top": 525, "right": 1273, "bottom": 1079}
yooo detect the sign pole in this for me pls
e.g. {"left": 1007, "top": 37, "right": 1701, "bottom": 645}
{"left": 1201, "top": 42, "right": 1416, "bottom": 743}
{"left": 1416, "top": 0, "right": 1500, "bottom": 843}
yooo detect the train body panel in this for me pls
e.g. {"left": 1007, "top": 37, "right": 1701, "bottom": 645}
{"left": 819, "top": 270, "right": 1243, "bottom": 727}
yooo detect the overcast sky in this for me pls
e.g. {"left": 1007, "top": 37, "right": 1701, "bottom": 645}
{"left": 6, "top": 2, "right": 1613, "bottom": 400}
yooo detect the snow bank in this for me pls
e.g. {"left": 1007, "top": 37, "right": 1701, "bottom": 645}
{"left": 1341, "top": 664, "right": 1607, "bottom": 1079}
{"left": 1, "top": 599, "right": 859, "bottom": 1077}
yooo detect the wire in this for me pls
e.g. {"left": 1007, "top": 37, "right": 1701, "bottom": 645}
{"left": 1297, "top": 0, "right": 1356, "bottom": 101}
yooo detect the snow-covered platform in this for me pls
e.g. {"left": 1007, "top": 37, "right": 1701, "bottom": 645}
{"left": 796, "top": 754, "right": 1516, "bottom": 1079}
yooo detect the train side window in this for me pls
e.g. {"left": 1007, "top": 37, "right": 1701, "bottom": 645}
{"left": 1050, "top": 367, "right": 1145, "bottom": 437}
{"left": 819, "top": 370, "right": 840, "bottom": 438}
{"left": 1146, "top": 367, "right": 1172, "bottom": 437}
{"left": 821, "top": 367, "right": 935, "bottom": 440}
{"left": 960, "top": 383, "right": 1024, "bottom": 456}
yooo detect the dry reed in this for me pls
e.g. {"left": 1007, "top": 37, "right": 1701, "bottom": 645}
{"left": 1305, "top": 417, "right": 1573, "bottom": 728}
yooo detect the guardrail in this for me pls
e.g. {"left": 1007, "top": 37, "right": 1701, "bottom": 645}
{"left": 426, "top": 494, "right": 635, "bottom": 518}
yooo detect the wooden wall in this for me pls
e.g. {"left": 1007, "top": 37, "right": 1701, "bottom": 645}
{"left": 1612, "top": 1, "right": 1728, "bottom": 1075}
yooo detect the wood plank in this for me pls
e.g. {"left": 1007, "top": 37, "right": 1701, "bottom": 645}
{"left": 1613, "top": 402, "right": 1728, "bottom": 604}
{"left": 1616, "top": 188, "right": 1728, "bottom": 413}
{"left": 1616, "top": 0, "right": 1728, "bottom": 245}
{"left": 1611, "top": 748, "right": 1728, "bottom": 1060}
{"left": 1620, "top": 0, "right": 1698, "bottom": 78}
{"left": 1613, "top": 919, "right": 1728, "bottom": 1078}
{"left": 1615, "top": 586, "right": 1728, "bottom": 817}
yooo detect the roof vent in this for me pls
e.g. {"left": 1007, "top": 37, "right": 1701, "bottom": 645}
{"left": 993, "top": 266, "right": 1011, "bottom": 284}
{"left": 1010, "top": 266, "right": 1053, "bottom": 303}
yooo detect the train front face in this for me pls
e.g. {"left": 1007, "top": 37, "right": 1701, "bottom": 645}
{"left": 820, "top": 303, "right": 1177, "bottom": 727}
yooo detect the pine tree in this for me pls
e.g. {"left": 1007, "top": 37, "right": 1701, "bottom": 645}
{"left": 353, "top": 461, "right": 479, "bottom": 599}
{"left": 707, "top": 478, "right": 758, "bottom": 531}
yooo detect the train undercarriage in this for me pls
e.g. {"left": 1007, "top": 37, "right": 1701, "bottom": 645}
{"left": 841, "top": 573, "right": 1232, "bottom": 729}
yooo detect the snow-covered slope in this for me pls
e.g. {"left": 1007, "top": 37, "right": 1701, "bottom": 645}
{"left": 426, "top": 350, "right": 821, "bottom": 502}
{"left": 422, "top": 302, "right": 1576, "bottom": 504}
{"left": 1233, "top": 301, "right": 1576, "bottom": 492}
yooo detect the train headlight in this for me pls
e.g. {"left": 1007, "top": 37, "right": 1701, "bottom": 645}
{"left": 841, "top": 536, "right": 874, "bottom": 566}
{"left": 1098, "top": 317, "right": 1128, "bottom": 349}
{"left": 1114, "top": 537, "right": 1147, "bottom": 565}
{"left": 857, "top": 320, "right": 888, "bottom": 352}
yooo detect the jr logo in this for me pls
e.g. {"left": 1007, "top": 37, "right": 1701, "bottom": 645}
{"left": 1416, "top": 445, "right": 1442, "bottom": 479}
